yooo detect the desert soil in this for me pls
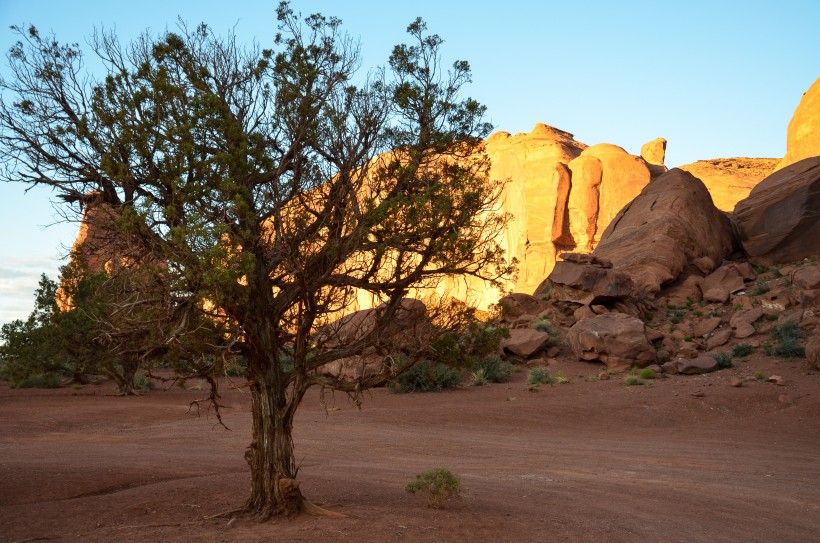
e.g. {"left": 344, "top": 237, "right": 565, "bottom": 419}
{"left": 1, "top": 355, "right": 819, "bottom": 543}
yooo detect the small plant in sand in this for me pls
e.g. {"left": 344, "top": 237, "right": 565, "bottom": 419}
{"left": 639, "top": 368, "right": 656, "bottom": 380}
{"left": 471, "top": 368, "right": 488, "bottom": 386}
{"left": 712, "top": 352, "right": 733, "bottom": 369}
{"left": 406, "top": 468, "right": 461, "bottom": 509}
{"left": 624, "top": 376, "right": 644, "bottom": 387}
{"left": 553, "top": 370, "right": 570, "bottom": 384}
{"left": 527, "top": 367, "right": 553, "bottom": 385}
{"left": 753, "top": 371, "right": 767, "bottom": 381}
{"left": 732, "top": 343, "right": 753, "bottom": 358}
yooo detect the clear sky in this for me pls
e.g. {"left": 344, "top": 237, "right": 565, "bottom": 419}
{"left": 0, "top": 0, "right": 818, "bottom": 322}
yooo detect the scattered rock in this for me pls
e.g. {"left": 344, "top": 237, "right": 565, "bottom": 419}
{"left": 547, "top": 257, "right": 634, "bottom": 305}
{"left": 598, "top": 371, "right": 611, "bottom": 381}
{"left": 733, "top": 322, "right": 757, "bottom": 339}
{"left": 702, "top": 265, "right": 746, "bottom": 303}
{"left": 706, "top": 329, "right": 733, "bottom": 350}
{"left": 730, "top": 377, "right": 744, "bottom": 387}
{"left": 807, "top": 336, "right": 820, "bottom": 370}
{"left": 769, "top": 375, "right": 785, "bottom": 386}
{"left": 691, "top": 390, "right": 705, "bottom": 398}
{"left": 502, "top": 328, "right": 552, "bottom": 358}
{"left": 568, "top": 312, "right": 657, "bottom": 371}
{"left": 793, "top": 267, "right": 820, "bottom": 290}
{"left": 498, "top": 293, "right": 549, "bottom": 321}
{"left": 674, "top": 355, "right": 719, "bottom": 375}
{"left": 694, "top": 317, "right": 722, "bottom": 338}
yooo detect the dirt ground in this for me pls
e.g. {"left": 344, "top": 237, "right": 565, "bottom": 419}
{"left": 1, "top": 354, "right": 819, "bottom": 543}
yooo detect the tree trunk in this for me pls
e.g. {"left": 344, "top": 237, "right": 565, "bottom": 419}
{"left": 244, "top": 365, "right": 303, "bottom": 520}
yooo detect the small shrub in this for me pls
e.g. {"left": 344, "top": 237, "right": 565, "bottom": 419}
{"left": 670, "top": 316, "right": 682, "bottom": 325}
{"left": 770, "top": 322, "right": 804, "bottom": 343}
{"left": 685, "top": 296, "right": 694, "bottom": 309}
{"left": 644, "top": 312, "right": 654, "bottom": 322}
{"left": 773, "top": 339, "right": 805, "bottom": 359}
{"left": 225, "top": 361, "right": 248, "bottom": 378}
{"left": 133, "top": 372, "right": 154, "bottom": 392}
{"left": 527, "top": 367, "right": 553, "bottom": 385}
{"left": 683, "top": 334, "right": 692, "bottom": 342}
{"left": 531, "top": 316, "right": 557, "bottom": 335}
{"left": 471, "top": 368, "right": 488, "bottom": 386}
{"left": 692, "top": 310, "right": 704, "bottom": 317}
{"left": 753, "top": 371, "right": 767, "bottom": 381}
{"left": 471, "top": 355, "right": 512, "bottom": 383}
{"left": 763, "top": 342, "right": 773, "bottom": 356}
{"left": 392, "top": 360, "right": 462, "bottom": 393}
{"left": 406, "top": 468, "right": 461, "bottom": 509}
{"left": 752, "top": 284, "right": 771, "bottom": 296}
{"left": 624, "top": 376, "right": 643, "bottom": 386}
{"left": 712, "top": 352, "right": 733, "bottom": 369}
{"left": 13, "top": 372, "right": 62, "bottom": 389}
{"left": 553, "top": 370, "right": 570, "bottom": 384}
{"left": 754, "top": 266, "right": 767, "bottom": 275}
{"left": 732, "top": 343, "right": 753, "bottom": 358}
{"left": 639, "top": 368, "right": 656, "bottom": 380}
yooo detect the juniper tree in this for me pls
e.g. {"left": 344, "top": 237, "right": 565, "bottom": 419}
{"left": 0, "top": 2, "right": 511, "bottom": 519}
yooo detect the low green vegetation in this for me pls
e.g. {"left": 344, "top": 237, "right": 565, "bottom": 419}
{"left": 624, "top": 376, "right": 644, "bottom": 387}
{"left": 527, "top": 367, "right": 553, "bottom": 385}
{"left": 639, "top": 368, "right": 656, "bottom": 380}
{"left": 732, "top": 343, "right": 753, "bottom": 358}
{"left": 753, "top": 371, "right": 767, "bottom": 381}
{"left": 406, "top": 468, "right": 461, "bottom": 509}
{"left": 712, "top": 352, "right": 733, "bottom": 369}
{"left": 768, "top": 322, "right": 805, "bottom": 359}
{"left": 471, "top": 355, "right": 512, "bottom": 384}
{"left": 391, "top": 360, "right": 462, "bottom": 393}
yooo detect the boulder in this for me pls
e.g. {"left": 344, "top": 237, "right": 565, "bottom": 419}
{"left": 694, "top": 317, "right": 722, "bottom": 338}
{"left": 706, "top": 328, "right": 733, "bottom": 350}
{"left": 641, "top": 137, "right": 668, "bottom": 176}
{"left": 702, "top": 265, "right": 746, "bottom": 303}
{"left": 733, "top": 156, "right": 820, "bottom": 266}
{"left": 776, "top": 76, "right": 820, "bottom": 171}
{"left": 547, "top": 255, "right": 634, "bottom": 305}
{"left": 316, "top": 299, "right": 430, "bottom": 381}
{"left": 498, "top": 293, "right": 550, "bottom": 320}
{"left": 501, "top": 328, "right": 552, "bottom": 358}
{"left": 674, "top": 355, "right": 719, "bottom": 375}
{"left": 807, "top": 335, "right": 820, "bottom": 370}
{"left": 568, "top": 312, "right": 657, "bottom": 371}
{"left": 591, "top": 168, "right": 735, "bottom": 298}
{"left": 793, "top": 267, "right": 820, "bottom": 290}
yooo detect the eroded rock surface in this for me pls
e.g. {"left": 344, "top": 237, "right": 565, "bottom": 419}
{"left": 568, "top": 312, "right": 656, "bottom": 370}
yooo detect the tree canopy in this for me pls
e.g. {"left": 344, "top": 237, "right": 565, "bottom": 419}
{"left": 0, "top": 2, "right": 512, "bottom": 519}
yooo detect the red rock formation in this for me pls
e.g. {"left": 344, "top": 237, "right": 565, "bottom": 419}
{"left": 733, "top": 156, "right": 820, "bottom": 266}
{"left": 679, "top": 158, "right": 778, "bottom": 211}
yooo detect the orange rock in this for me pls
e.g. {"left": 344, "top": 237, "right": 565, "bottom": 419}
{"left": 679, "top": 158, "right": 778, "bottom": 212}
{"left": 776, "top": 76, "right": 820, "bottom": 171}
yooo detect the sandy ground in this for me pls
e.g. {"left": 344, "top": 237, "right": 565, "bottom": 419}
{"left": 1, "top": 355, "right": 819, "bottom": 543}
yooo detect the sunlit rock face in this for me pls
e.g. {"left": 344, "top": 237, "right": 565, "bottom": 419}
{"left": 679, "top": 158, "right": 778, "bottom": 212}
{"left": 776, "top": 76, "right": 820, "bottom": 171}
{"left": 481, "top": 124, "right": 652, "bottom": 305}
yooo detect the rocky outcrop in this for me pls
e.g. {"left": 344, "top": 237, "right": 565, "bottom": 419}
{"left": 567, "top": 312, "right": 656, "bottom": 370}
{"left": 584, "top": 168, "right": 734, "bottom": 299}
{"left": 776, "top": 76, "right": 820, "bottom": 171}
{"left": 482, "top": 124, "right": 654, "bottom": 302}
{"left": 733, "top": 156, "right": 820, "bottom": 266}
{"left": 641, "top": 137, "right": 667, "bottom": 167}
{"left": 679, "top": 158, "right": 778, "bottom": 211}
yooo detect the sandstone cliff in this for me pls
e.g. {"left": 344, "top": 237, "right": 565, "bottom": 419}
{"left": 776, "top": 76, "right": 820, "bottom": 171}
{"left": 679, "top": 158, "right": 778, "bottom": 211}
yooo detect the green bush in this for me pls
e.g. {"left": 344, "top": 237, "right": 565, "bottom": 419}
{"left": 773, "top": 339, "right": 805, "bottom": 359}
{"left": 753, "top": 371, "right": 767, "bottom": 381}
{"left": 391, "top": 360, "right": 462, "bottom": 393}
{"left": 639, "top": 368, "right": 656, "bottom": 380}
{"left": 133, "top": 372, "right": 154, "bottom": 392}
{"left": 732, "top": 343, "right": 753, "bottom": 358}
{"left": 769, "top": 323, "right": 805, "bottom": 359}
{"left": 624, "top": 376, "right": 643, "bottom": 386}
{"left": 406, "top": 468, "right": 461, "bottom": 509}
{"left": 12, "top": 372, "right": 62, "bottom": 389}
{"left": 770, "top": 322, "right": 804, "bottom": 343}
{"left": 527, "top": 367, "right": 553, "bottom": 385}
{"left": 471, "top": 355, "right": 511, "bottom": 384}
{"left": 471, "top": 368, "right": 488, "bottom": 386}
{"left": 712, "top": 352, "right": 733, "bottom": 369}
{"left": 531, "top": 316, "right": 557, "bottom": 335}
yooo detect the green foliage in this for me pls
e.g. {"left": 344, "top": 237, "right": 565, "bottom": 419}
{"left": 639, "top": 368, "right": 656, "bottom": 380}
{"left": 753, "top": 371, "right": 767, "bottom": 381}
{"left": 553, "top": 370, "right": 570, "bottom": 384}
{"left": 712, "top": 352, "right": 733, "bottom": 369}
{"left": 405, "top": 468, "right": 461, "bottom": 509}
{"left": 768, "top": 323, "right": 805, "bottom": 359}
{"left": 12, "top": 372, "right": 62, "bottom": 389}
{"left": 470, "top": 355, "right": 511, "bottom": 384}
{"left": 471, "top": 368, "right": 488, "bottom": 386}
{"left": 732, "top": 343, "right": 753, "bottom": 358}
{"left": 527, "top": 367, "right": 553, "bottom": 385}
{"left": 751, "top": 283, "right": 770, "bottom": 296}
{"left": 624, "top": 376, "right": 644, "bottom": 386}
{"left": 531, "top": 316, "right": 557, "bottom": 335}
{"left": 391, "top": 360, "right": 462, "bottom": 393}
{"left": 670, "top": 315, "right": 682, "bottom": 325}
{"left": 432, "top": 323, "right": 510, "bottom": 369}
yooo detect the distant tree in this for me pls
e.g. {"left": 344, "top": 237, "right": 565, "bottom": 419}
{"left": 0, "top": 2, "right": 511, "bottom": 519}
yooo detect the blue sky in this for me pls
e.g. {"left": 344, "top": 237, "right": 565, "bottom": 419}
{"left": 1, "top": 0, "right": 818, "bottom": 322}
